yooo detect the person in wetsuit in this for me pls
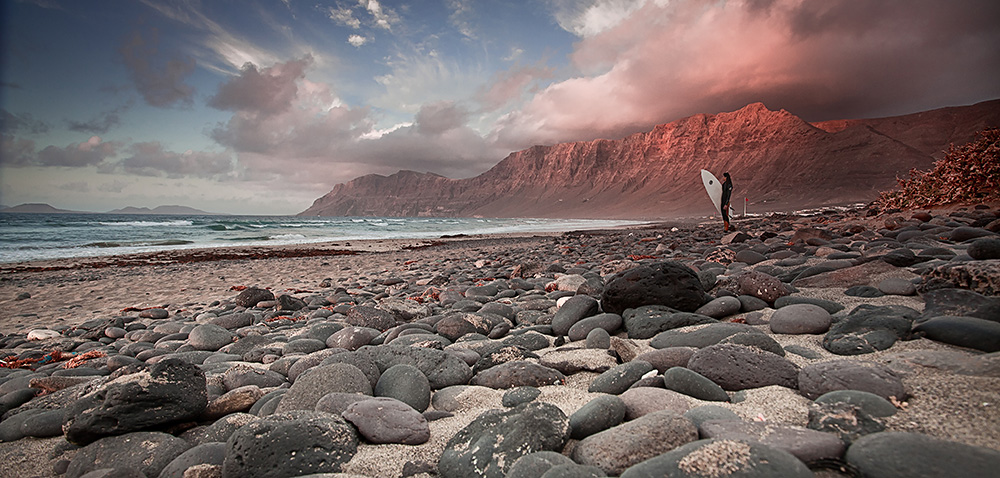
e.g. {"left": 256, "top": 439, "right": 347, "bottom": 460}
{"left": 721, "top": 172, "right": 733, "bottom": 231}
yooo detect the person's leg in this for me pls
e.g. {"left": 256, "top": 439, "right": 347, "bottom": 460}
{"left": 722, "top": 202, "right": 730, "bottom": 231}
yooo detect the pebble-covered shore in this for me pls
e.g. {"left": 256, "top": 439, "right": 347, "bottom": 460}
{"left": 1, "top": 205, "right": 999, "bottom": 478}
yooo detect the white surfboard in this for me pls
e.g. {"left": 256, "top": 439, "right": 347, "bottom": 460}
{"left": 701, "top": 169, "right": 736, "bottom": 217}
{"left": 701, "top": 169, "right": 723, "bottom": 213}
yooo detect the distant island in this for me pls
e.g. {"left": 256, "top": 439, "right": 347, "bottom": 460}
{"left": 0, "top": 203, "right": 222, "bottom": 215}
{"left": 104, "top": 205, "right": 222, "bottom": 215}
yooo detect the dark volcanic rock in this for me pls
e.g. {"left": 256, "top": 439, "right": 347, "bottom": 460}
{"left": 439, "top": 402, "right": 570, "bottom": 478}
{"left": 822, "top": 304, "right": 918, "bottom": 355}
{"left": 346, "top": 305, "right": 397, "bottom": 331}
{"left": 222, "top": 410, "right": 358, "bottom": 477}
{"left": 798, "top": 360, "right": 906, "bottom": 401}
{"left": 471, "top": 360, "right": 566, "bottom": 389}
{"left": 588, "top": 360, "right": 655, "bottom": 395}
{"left": 846, "top": 431, "right": 1000, "bottom": 478}
{"left": 663, "top": 366, "right": 730, "bottom": 402}
{"left": 919, "top": 288, "right": 1000, "bottom": 322}
{"left": 572, "top": 410, "right": 698, "bottom": 476}
{"left": 699, "top": 420, "right": 846, "bottom": 463}
{"left": 570, "top": 395, "right": 628, "bottom": 440}
{"left": 66, "top": 431, "right": 190, "bottom": 478}
{"left": 618, "top": 438, "right": 813, "bottom": 478}
{"left": 568, "top": 313, "right": 623, "bottom": 342}
{"left": 734, "top": 270, "right": 791, "bottom": 304}
{"left": 63, "top": 358, "right": 207, "bottom": 445}
{"left": 769, "top": 303, "right": 832, "bottom": 334}
{"left": 969, "top": 237, "right": 1000, "bottom": 260}
{"left": 601, "top": 261, "right": 710, "bottom": 315}
{"left": 686, "top": 344, "right": 798, "bottom": 391}
{"left": 235, "top": 287, "right": 274, "bottom": 308}
{"left": 623, "top": 306, "right": 717, "bottom": 340}
{"left": 913, "top": 316, "right": 1000, "bottom": 352}
{"left": 552, "top": 295, "right": 600, "bottom": 336}
{"left": 649, "top": 322, "right": 760, "bottom": 349}
{"left": 920, "top": 261, "right": 1000, "bottom": 296}
{"left": 355, "top": 344, "right": 473, "bottom": 389}
{"left": 157, "top": 442, "right": 226, "bottom": 478}
{"left": 507, "top": 451, "right": 577, "bottom": 478}
{"left": 276, "top": 363, "right": 373, "bottom": 412}
{"left": 374, "top": 363, "right": 431, "bottom": 412}
{"left": 342, "top": 397, "right": 430, "bottom": 445}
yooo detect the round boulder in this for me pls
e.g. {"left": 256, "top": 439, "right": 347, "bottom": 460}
{"left": 769, "top": 304, "right": 832, "bottom": 335}
{"left": 342, "top": 397, "right": 430, "bottom": 445}
{"left": 847, "top": 431, "right": 1000, "bottom": 478}
{"left": 374, "top": 363, "right": 431, "bottom": 412}
{"left": 222, "top": 410, "right": 358, "bottom": 477}
{"left": 601, "top": 261, "right": 710, "bottom": 315}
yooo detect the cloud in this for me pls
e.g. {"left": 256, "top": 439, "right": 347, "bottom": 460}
{"left": 59, "top": 181, "right": 90, "bottom": 193}
{"left": 36, "top": 136, "right": 121, "bottom": 167}
{"left": 0, "top": 134, "right": 37, "bottom": 166}
{"left": 209, "top": 55, "right": 312, "bottom": 116}
{"left": 202, "top": 56, "right": 503, "bottom": 189}
{"left": 66, "top": 102, "right": 131, "bottom": 135}
{"left": 139, "top": 0, "right": 281, "bottom": 74}
{"left": 551, "top": 0, "right": 649, "bottom": 37}
{"left": 348, "top": 34, "right": 368, "bottom": 47}
{"left": 98, "top": 179, "right": 129, "bottom": 193}
{"left": 1, "top": 109, "right": 50, "bottom": 134}
{"left": 119, "top": 28, "right": 196, "bottom": 107}
{"left": 493, "top": 0, "right": 1000, "bottom": 147}
{"left": 478, "top": 64, "right": 554, "bottom": 111}
{"left": 362, "top": 0, "right": 398, "bottom": 31}
{"left": 329, "top": 6, "right": 362, "bottom": 29}
{"left": 116, "top": 142, "right": 235, "bottom": 178}
{"left": 447, "top": 0, "right": 476, "bottom": 39}
{"left": 415, "top": 101, "right": 467, "bottom": 136}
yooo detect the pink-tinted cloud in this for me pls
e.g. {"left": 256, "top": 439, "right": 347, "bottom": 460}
{"left": 36, "top": 136, "right": 121, "bottom": 167}
{"left": 493, "top": 0, "right": 1000, "bottom": 148}
{"left": 119, "top": 28, "right": 196, "bottom": 108}
{"left": 208, "top": 55, "right": 312, "bottom": 115}
{"left": 478, "top": 65, "right": 554, "bottom": 111}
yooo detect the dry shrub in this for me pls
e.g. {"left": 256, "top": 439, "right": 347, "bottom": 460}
{"left": 878, "top": 128, "right": 1000, "bottom": 209}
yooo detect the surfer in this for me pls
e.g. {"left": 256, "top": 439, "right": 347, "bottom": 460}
{"left": 721, "top": 172, "right": 733, "bottom": 231}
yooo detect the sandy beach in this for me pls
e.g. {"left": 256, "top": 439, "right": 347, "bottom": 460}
{"left": 1, "top": 210, "right": 999, "bottom": 477}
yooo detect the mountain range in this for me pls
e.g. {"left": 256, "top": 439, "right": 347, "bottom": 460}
{"left": 300, "top": 99, "right": 1000, "bottom": 219}
{"left": 0, "top": 204, "right": 219, "bottom": 215}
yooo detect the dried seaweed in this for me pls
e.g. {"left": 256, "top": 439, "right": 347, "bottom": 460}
{"left": 878, "top": 128, "right": 1000, "bottom": 209}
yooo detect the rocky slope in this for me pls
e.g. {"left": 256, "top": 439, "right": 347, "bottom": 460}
{"left": 300, "top": 100, "right": 1000, "bottom": 219}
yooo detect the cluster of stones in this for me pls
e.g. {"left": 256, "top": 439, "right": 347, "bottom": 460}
{"left": 1, "top": 205, "right": 999, "bottom": 477}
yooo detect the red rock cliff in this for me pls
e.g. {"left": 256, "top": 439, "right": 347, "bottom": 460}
{"left": 300, "top": 100, "right": 1000, "bottom": 218}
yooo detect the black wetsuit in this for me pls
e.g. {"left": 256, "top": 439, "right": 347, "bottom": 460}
{"left": 721, "top": 174, "right": 733, "bottom": 229}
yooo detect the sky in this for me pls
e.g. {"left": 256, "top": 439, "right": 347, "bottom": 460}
{"left": 2, "top": 0, "right": 999, "bottom": 215}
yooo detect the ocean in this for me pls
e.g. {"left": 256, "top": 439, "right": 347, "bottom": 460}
{"left": 0, "top": 213, "right": 647, "bottom": 263}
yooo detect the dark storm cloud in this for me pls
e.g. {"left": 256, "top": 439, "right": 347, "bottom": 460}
{"left": 493, "top": 0, "right": 1000, "bottom": 148}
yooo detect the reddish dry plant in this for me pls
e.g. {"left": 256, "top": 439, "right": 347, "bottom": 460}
{"left": 878, "top": 128, "right": 1000, "bottom": 209}
{"left": 628, "top": 254, "right": 658, "bottom": 260}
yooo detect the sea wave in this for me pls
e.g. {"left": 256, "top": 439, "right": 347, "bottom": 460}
{"left": 99, "top": 220, "right": 194, "bottom": 227}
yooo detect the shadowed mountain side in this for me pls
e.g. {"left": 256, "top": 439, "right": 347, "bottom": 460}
{"left": 300, "top": 100, "right": 1000, "bottom": 219}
